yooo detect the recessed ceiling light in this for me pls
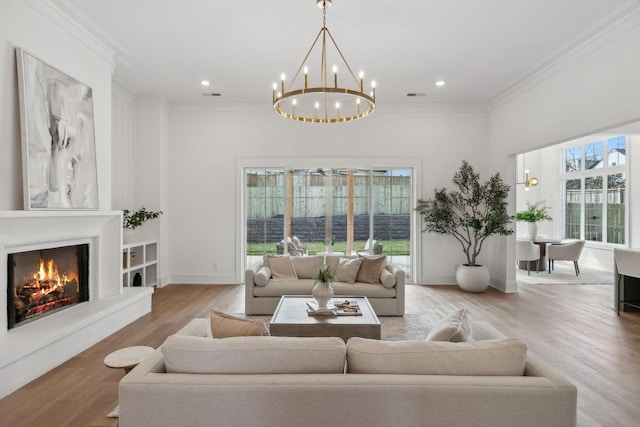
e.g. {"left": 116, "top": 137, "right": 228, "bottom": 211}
{"left": 435, "top": 80, "right": 446, "bottom": 87}
{"left": 201, "top": 80, "right": 211, "bottom": 87}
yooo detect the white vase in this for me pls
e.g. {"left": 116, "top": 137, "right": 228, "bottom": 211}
{"left": 455, "top": 264, "right": 490, "bottom": 293}
{"left": 527, "top": 222, "right": 538, "bottom": 240}
{"left": 123, "top": 228, "right": 133, "bottom": 243}
{"left": 312, "top": 282, "right": 334, "bottom": 309}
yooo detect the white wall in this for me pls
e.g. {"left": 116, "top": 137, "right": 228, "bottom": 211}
{"left": 0, "top": 0, "right": 115, "bottom": 210}
{"left": 161, "top": 103, "right": 489, "bottom": 285}
{"left": 489, "top": 8, "right": 640, "bottom": 290}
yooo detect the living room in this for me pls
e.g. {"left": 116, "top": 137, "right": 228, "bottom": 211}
{"left": 1, "top": 0, "right": 640, "bottom": 425}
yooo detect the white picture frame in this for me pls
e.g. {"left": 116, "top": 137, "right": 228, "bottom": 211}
{"left": 16, "top": 48, "right": 99, "bottom": 210}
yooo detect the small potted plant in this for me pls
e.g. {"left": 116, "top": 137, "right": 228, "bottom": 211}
{"left": 122, "top": 207, "right": 162, "bottom": 242}
{"left": 311, "top": 265, "right": 336, "bottom": 309}
{"left": 516, "top": 201, "right": 552, "bottom": 240}
{"left": 415, "top": 161, "right": 513, "bottom": 292}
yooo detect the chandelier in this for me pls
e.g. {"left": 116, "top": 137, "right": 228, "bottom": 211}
{"left": 272, "top": 0, "right": 376, "bottom": 123}
{"left": 517, "top": 154, "right": 539, "bottom": 191}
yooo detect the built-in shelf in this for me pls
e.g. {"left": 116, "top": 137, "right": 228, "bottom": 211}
{"left": 122, "top": 240, "right": 158, "bottom": 288}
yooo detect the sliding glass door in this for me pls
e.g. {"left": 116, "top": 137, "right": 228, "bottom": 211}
{"left": 244, "top": 166, "right": 413, "bottom": 280}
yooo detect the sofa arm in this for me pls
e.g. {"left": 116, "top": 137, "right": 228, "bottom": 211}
{"left": 245, "top": 261, "right": 263, "bottom": 315}
{"left": 386, "top": 263, "right": 405, "bottom": 315}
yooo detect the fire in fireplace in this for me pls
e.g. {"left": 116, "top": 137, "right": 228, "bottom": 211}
{"left": 7, "top": 244, "right": 89, "bottom": 329}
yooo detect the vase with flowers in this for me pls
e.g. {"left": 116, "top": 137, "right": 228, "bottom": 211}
{"left": 311, "top": 265, "right": 335, "bottom": 309}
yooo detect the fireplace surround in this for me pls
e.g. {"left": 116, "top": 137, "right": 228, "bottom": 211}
{"left": 0, "top": 211, "right": 154, "bottom": 398}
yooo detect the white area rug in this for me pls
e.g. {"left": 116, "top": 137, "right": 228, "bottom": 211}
{"left": 516, "top": 262, "right": 612, "bottom": 285}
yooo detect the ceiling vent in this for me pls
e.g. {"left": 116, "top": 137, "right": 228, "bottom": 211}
{"left": 406, "top": 93, "right": 426, "bottom": 97}
{"left": 201, "top": 93, "right": 222, "bottom": 97}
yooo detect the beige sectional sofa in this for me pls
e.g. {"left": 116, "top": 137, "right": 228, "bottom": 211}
{"left": 119, "top": 318, "right": 577, "bottom": 427}
{"left": 245, "top": 254, "right": 405, "bottom": 315}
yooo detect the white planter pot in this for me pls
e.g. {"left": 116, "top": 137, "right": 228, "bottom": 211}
{"left": 527, "top": 222, "right": 538, "bottom": 240}
{"left": 312, "top": 282, "right": 334, "bottom": 309}
{"left": 123, "top": 228, "right": 133, "bottom": 243}
{"left": 455, "top": 264, "right": 490, "bottom": 293}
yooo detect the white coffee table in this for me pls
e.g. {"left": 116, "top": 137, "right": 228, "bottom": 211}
{"left": 270, "top": 295, "right": 381, "bottom": 342}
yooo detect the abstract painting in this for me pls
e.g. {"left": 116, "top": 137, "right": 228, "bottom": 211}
{"left": 16, "top": 48, "right": 99, "bottom": 209}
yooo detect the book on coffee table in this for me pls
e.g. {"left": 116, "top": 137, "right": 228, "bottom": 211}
{"left": 306, "top": 300, "right": 362, "bottom": 316}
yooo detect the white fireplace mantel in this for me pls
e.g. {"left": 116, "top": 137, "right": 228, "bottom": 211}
{"left": 0, "top": 210, "right": 153, "bottom": 398}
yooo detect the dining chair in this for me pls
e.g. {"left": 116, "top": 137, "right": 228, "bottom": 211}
{"left": 516, "top": 239, "right": 540, "bottom": 275}
{"left": 547, "top": 240, "right": 585, "bottom": 276}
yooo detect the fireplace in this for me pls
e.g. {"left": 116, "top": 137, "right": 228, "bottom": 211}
{"left": 7, "top": 244, "right": 89, "bottom": 329}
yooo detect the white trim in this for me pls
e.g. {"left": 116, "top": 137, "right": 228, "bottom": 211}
{"left": 236, "top": 158, "right": 421, "bottom": 284}
{"left": 24, "top": 0, "right": 122, "bottom": 68}
{"left": 489, "top": 0, "right": 640, "bottom": 110}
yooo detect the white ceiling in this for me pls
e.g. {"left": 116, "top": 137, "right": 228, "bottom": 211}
{"left": 60, "top": 0, "right": 631, "bottom": 105}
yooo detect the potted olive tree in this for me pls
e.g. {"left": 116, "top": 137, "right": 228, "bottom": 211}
{"left": 415, "top": 161, "right": 513, "bottom": 292}
{"left": 516, "top": 201, "right": 552, "bottom": 240}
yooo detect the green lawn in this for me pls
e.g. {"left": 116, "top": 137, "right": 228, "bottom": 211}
{"left": 247, "top": 240, "right": 410, "bottom": 256}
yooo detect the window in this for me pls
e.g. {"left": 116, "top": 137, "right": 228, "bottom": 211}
{"left": 244, "top": 166, "right": 413, "bottom": 280}
{"left": 560, "top": 137, "right": 627, "bottom": 245}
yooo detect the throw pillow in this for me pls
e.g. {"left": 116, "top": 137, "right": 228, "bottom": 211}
{"left": 254, "top": 266, "right": 271, "bottom": 287}
{"left": 426, "top": 307, "right": 469, "bottom": 342}
{"left": 379, "top": 268, "right": 396, "bottom": 288}
{"left": 325, "top": 254, "right": 357, "bottom": 275}
{"left": 335, "top": 257, "right": 363, "bottom": 283}
{"left": 210, "top": 310, "right": 269, "bottom": 338}
{"left": 265, "top": 255, "right": 297, "bottom": 280}
{"left": 356, "top": 255, "right": 386, "bottom": 284}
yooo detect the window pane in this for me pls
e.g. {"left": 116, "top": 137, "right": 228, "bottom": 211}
{"left": 372, "top": 169, "right": 412, "bottom": 280}
{"left": 565, "top": 147, "right": 581, "bottom": 172}
{"left": 565, "top": 179, "right": 581, "bottom": 239}
{"left": 607, "top": 136, "right": 626, "bottom": 166}
{"left": 585, "top": 141, "right": 603, "bottom": 169}
{"left": 290, "top": 169, "right": 326, "bottom": 255}
{"left": 585, "top": 176, "right": 603, "bottom": 242}
{"left": 246, "top": 169, "right": 285, "bottom": 265}
{"left": 607, "top": 173, "right": 625, "bottom": 244}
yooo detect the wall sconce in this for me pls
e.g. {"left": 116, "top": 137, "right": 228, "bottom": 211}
{"left": 517, "top": 154, "right": 539, "bottom": 191}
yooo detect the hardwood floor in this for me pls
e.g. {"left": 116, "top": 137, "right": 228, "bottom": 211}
{"left": 0, "top": 283, "right": 638, "bottom": 426}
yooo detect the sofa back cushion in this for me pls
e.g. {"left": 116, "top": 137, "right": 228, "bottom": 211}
{"left": 291, "top": 255, "right": 324, "bottom": 279}
{"left": 264, "top": 255, "right": 297, "bottom": 280}
{"left": 346, "top": 337, "right": 527, "bottom": 376}
{"left": 162, "top": 335, "right": 346, "bottom": 374}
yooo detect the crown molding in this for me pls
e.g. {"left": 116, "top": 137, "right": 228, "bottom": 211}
{"left": 25, "top": 0, "right": 131, "bottom": 69}
{"left": 489, "top": 0, "right": 640, "bottom": 111}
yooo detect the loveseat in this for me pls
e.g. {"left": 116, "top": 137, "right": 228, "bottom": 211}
{"left": 245, "top": 254, "right": 405, "bottom": 316}
{"left": 118, "top": 318, "right": 577, "bottom": 427}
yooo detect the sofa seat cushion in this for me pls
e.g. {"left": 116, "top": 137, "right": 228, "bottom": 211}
{"left": 253, "top": 279, "right": 395, "bottom": 298}
{"left": 346, "top": 337, "right": 527, "bottom": 376}
{"left": 162, "top": 335, "right": 346, "bottom": 374}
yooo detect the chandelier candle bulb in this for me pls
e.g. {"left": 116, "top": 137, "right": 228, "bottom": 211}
{"left": 359, "top": 71, "right": 364, "bottom": 92}
{"left": 333, "top": 65, "right": 338, "bottom": 88}
{"left": 292, "top": 99, "right": 297, "bottom": 117}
